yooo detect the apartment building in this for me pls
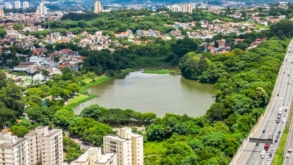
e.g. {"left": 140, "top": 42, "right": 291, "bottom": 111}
{"left": 36, "top": 3, "right": 48, "bottom": 16}
{"left": 103, "top": 127, "right": 143, "bottom": 165}
{"left": 0, "top": 8, "right": 4, "bottom": 17}
{"left": 15, "top": 1, "right": 21, "bottom": 9}
{"left": 5, "top": 3, "right": 13, "bottom": 9}
{"left": 94, "top": 0, "right": 101, "bottom": 13}
{"left": 0, "top": 132, "right": 30, "bottom": 165}
{"left": 24, "top": 126, "right": 63, "bottom": 165}
{"left": 169, "top": 4, "right": 194, "bottom": 13}
{"left": 23, "top": 1, "right": 29, "bottom": 9}
{"left": 70, "top": 147, "right": 117, "bottom": 165}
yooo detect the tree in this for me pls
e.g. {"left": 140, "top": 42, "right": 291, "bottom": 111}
{"left": 161, "top": 142, "right": 194, "bottom": 165}
{"left": 0, "top": 28, "right": 7, "bottom": 38}
{"left": 54, "top": 109, "right": 77, "bottom": 128}
{"left": 69, "top": 118, "right": 114, "bottom": 146}
{"left": 13, "top": 23, "right": 23, "bottom": 30}
{"left": 63, "top": 136, "right": 83, "bottom": 161}
{"left": 179, "top": 52, "right": 210, "bottom": 80}
{"left": 207, "top": 103, "right": 229, "bottom": 122}
{"left": 79, "top": 104, "right": 101, "bottom": 120}
{"left": 54, "top": 56, "right": 60, "bottom": 63}
{"left": 42, "top": 70, "right": 49, "bottom": 77}
{"left": 181, "top": 155, "right": 199, "bottom": 165}
{"left": 146, "top": 124, "right": 166, "bottom": 141}
{"left": 0, "top": 71, "right": 7, "bottom": 89}
{"left": 10, "top": 125, "right": 28, "bottom": 137}
{"left": 25, "top": 107, "right": 55, "bottom": 125}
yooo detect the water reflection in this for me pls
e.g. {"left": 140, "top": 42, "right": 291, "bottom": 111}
{"left": 74, "top": 72, "right": 216, "bottom": 118}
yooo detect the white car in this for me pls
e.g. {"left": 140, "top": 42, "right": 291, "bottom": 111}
{"left": 286, "top": 154, "right": 290, "bottom": 158}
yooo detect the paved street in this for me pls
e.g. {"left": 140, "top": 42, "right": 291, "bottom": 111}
{"left": 283, "top": 44, "right": 293, "bottom": 165}
{"left": 236, "top": 39, "right": 293, "bottom": 165}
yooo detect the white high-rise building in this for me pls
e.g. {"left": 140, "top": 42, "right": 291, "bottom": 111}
{"left": 24, "top": 126, "right": 63, "bottom": 165}
{"left": 23, "top": 1, "right": 29, "bottom": 9}
{"left": 5, "top": 3, "right": 13, "bottom": 9}
{"left": 36, "top": 3, "right": 48, "bottom": 16}
{"left": 169, "top": 3, "right": 194, "bottom": 13}
{"left": 0, "top": 132, "right": 30, "bottom": 165}
{"left": 103, "top": 127, "right": 143, "bottom": 165}
{"left": 15, "top": 0, "right": 21, "bottom": 9}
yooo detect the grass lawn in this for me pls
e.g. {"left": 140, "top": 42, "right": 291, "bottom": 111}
{"left": 143, "top": 69, "right": 175, "bottom": 74}
{"left": 241, "top": 21, "right": 270, "bottom": 30}
{"left": 272, "top": 108, "right": 293, "bottom": 164}
{"left": 254, "top": 23, "right": 270, "bottom": 30}
{"left": 67, "top": 94, "right": 88, "bottom": 105}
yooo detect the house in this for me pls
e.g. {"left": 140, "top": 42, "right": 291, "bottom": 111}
{"left": 29, "top": 56, "right": 50, "bottom": 66}
{"left": 33, "top": 73, "right": 45, "bottom": 81}
{"left": 13, "top": 62, "right": 37, "bottom": 73}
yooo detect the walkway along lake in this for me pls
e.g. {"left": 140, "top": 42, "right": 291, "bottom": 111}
{"left": 73, "top": 71, "right": 216, "bottom": 117}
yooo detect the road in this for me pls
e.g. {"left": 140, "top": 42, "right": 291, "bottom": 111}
{"left": 236, "top": 39, "right": 293, "bottom": 165}
{"left": 283, "top": 44, "right": 293, "bottom": 165}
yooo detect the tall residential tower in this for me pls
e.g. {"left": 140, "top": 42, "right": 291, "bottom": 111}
{"left": 103, "top": 127, "right": 143, "bottom": 165}
{"left": 94, "top": 0, "right": 101, "bottom": 13}
{"left": 23, "top": 1, "right": 29, "bottom": 9}
{"left": 36, "top": 3, "right": 48, "bottom": 16}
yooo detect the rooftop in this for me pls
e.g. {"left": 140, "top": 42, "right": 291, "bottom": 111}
{"left": 43, "top": 129, "right": 61, "bottom": 137}
{"left": 104, "top": 135, "right": 129, "bottom": 142}
{"left": 98, "top": 152, "right": 116, "bottom": 163}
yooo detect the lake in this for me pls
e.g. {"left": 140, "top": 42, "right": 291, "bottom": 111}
{"left": 73, "top": 71, "right": 216, "bottom": 118}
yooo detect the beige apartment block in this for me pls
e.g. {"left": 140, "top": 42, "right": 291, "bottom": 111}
{"left": 94, "top": 1, "right": 101, "bottom": 13}
{"left": 0, "top": 132, "right": 30, "bottom": 165}
{"left": 0, "top": 8, "right": 4, "bottom": 17}
{"left": 103, "top": 127, "right": 143, "bottom": 165}
{"left": 25, "top": 126, "right": 63, "bottom": 165}
{"left": 70, "top": 147, "right": 117, "bottom": 165}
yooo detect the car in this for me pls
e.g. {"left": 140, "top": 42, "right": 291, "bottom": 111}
{"left": 285, "top": 109, "right": 288, "bottom": 112}
{"left": 286, "top": 154, "right": 290, "bottom": 158}
{"left": 263, "top": 130, "right": 266, "bottom": 133}
{"left": 269, "top": 154, "right": 272, "bottom": 157}
{"left": 276, "top": 119, "right": 280, "bottom": 123}
{"left": 288, "top": 74, "right": 290, "bottom": 76}
{"left": 278, "top": 131, "right": 281, "bottom": 134}
{"left": 256, "top": 142, "right": 259, "bottom": 146}
{"left": 275, "top": 139, "right": 278, "bottom": 143}
{"left": 277, "top": 93, "right": 279, "bottom": 96}
{"left": 277, "top": 135, "right": 280, "bottom": 139}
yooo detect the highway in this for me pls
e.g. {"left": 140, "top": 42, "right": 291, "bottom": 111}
{"left": 283, "top": 44, "right": 293, "bottom": 165}
{"left": 236, "top": 39, "right": 293, "bottom": 165}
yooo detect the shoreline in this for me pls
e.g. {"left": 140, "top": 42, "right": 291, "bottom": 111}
{"left": 65, "top": 69, "right": 134, "bottom": 110}
{"left": 142, "top": 68, "right": 176, "bottom": 74}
